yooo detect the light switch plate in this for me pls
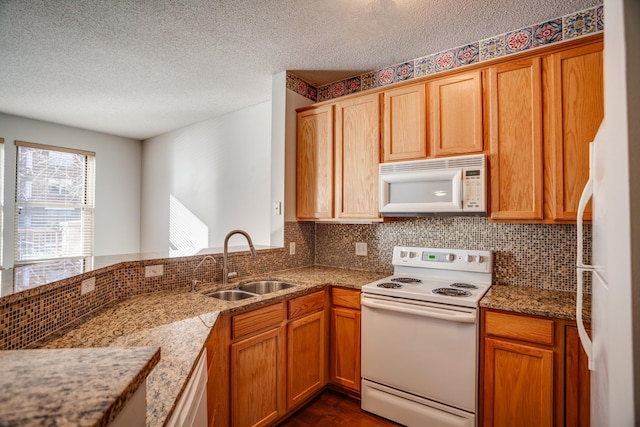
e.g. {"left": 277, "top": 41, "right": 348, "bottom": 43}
{"left": 81, "top": 277, "right": 95, "bottom": 295}
{"left": 355, "top": 242, "right": 368, "bottom": 256}
{"left": 145, "top": 265, "right": 163, "bottom": 277}
{"left": 289, "top": 242, "right": 296, "bottom": 255}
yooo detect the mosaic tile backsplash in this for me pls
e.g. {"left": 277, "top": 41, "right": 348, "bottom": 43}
{"left": 315, "top": 217, "right": 591, "bottom": 293}
{"left": 1, "top": 218, "right": 590, "bottom": 350}
{"left": 287, "top": 4, "right": 603, "bottom": 102}
{"left": 0, "top": 221, "right": 315, "bottom": 350}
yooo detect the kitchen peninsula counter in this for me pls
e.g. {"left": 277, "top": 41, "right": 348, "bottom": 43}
{"left": 480, "top": 284, "right": 592, "bottom": 323}
{"left": 0, "top": 346, "right": 160, "bottom": 427}
{"left": 23, "top": 266, "right": 386, "bottom": 427}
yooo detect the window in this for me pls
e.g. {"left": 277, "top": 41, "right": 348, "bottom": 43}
{"left": 14, "top": 141, "right": 95, "bottom": 264}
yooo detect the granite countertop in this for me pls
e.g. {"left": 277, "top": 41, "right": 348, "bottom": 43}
{"left": 10, "top": 263, "right": 588, "bottom": 427}
{"left": 480, "top": 284, "right": 592, "bottom": 323}
{"left": 25, "top": 265, "right": 386, "bottom": 427}
{"left": 0, "top": 346, "right": 160, "bottom": 427}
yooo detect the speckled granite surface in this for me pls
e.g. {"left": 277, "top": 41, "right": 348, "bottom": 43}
{"left": 26, "top": 266, "right": 385, "bottom": 427}
{"left": 37, "top": 291, "right": 221, "bottom": 427}
{"left": 0, "top": 346, "right": 160, "bottom": 427}
{"left": 480, "top": 284, "right": 592, "bottom": 323}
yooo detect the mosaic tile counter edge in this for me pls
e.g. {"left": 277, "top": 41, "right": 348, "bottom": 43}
{"left": 0, "top": 346, "right": 161, "bottom": 427}
{"left": 287, "top": 4, "right": 604, "bottom": 101}
{"left": 0, "top": 221, "right": 315, "bottom": 350}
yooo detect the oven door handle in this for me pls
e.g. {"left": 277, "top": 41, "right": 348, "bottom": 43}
{"left": 361, "top": 298, "right": 476, "bottom": 323}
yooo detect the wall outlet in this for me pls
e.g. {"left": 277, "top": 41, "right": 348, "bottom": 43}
{"left": 145, "top": 264, "right": 163, "bottom": 277}
{"left": 355, "top": 242, "right": 368, "bottom": 256}
{"left": 81, "top": 277, "right": 95, "bottom": 295}
{"left": 289, "top": 242, "right": 296, "bottom": 255}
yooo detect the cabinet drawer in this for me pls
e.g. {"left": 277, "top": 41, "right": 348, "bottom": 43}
{"left": 485, "top": 310, "right": 554, "bottom": 345}
{"left": 288, "top": 290, "right": 325, "bottom": 320}
{"left": 331, "top": 287, "right": 360, "bottom": 310}
{"left": 232, "top": 302, "right": 285, "bottom": 340}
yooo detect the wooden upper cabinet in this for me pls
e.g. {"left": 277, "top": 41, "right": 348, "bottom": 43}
{"left": 548, "top": 42, "right": 603, "bottom": 220}
{"left": 488, "top": 58, "right": 544, "bottom": 220}
{"left": 334, "top": 93, "right": 381, "bottom": 220}
{"left": 382, "top": 84, "right": 427, "bottom": 161}
{"left": 429, "top": 70, "right": 484, "bottom": 157}
{"left": 296, "top": 105, "right": 334, "bottom": 220}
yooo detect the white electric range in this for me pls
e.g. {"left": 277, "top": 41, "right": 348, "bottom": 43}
{"left": 361, "top": 246, "right": 493, "bottom": 427}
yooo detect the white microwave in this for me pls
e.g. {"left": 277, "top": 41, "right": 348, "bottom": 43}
{"left": 379, "top": 154, "right": 487, "bottom": 216}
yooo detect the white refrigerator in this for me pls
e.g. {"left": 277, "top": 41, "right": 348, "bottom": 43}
{"left": 575, "top": 0, "right": 638, "bottom": 423}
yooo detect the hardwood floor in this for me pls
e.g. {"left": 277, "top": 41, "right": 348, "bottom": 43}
{"left": 278, "top": 390, "right": 401, "bottom": 427}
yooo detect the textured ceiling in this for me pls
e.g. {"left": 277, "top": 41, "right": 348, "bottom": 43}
{"left": 0, "top": 0, "right": 599, "bottom": 140}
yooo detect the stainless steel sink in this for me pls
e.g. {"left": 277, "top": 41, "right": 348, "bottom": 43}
{"left": 204, "top": 289, "right": 258, "bottom": 301}
{"left": 238, "top": 281, "right": 299, "bottom": 295}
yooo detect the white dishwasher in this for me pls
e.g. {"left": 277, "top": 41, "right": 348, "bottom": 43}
{"left": 361, "top": 246, "right": 493, "bottom": 427}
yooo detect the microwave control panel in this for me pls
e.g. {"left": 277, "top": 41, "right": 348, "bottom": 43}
{"left": 462, "top": 169, "right": 484, "bottom": 211}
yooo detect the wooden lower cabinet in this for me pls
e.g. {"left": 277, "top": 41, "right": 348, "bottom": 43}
{"left": 484, "top": 337, "right": 554, "bottom": 426}
{"left": 565, "top": 326, "right": 591, "bottom": 427}
{"left": 481, "top": 309, "right": 591, "bottom": 427}
{"left": 231, "top": 326, "right": 285, "bottom": 427}
{"left": 210, "top": 291, "right": 331, "bottom": 427}
{"left": 287, "top": 291, "right": 327, "bottom": 409}
{"left": 330, "top": 288, "right": 361, "bottom": 393}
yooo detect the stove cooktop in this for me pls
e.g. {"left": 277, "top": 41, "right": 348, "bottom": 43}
{"left": 361, "top": 246, "right": 494, "bottom": 308}
{"left": 362, "top": 274, "right": 491, "bottom": 308}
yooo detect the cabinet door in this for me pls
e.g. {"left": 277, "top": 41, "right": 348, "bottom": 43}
{"left": 330, "top": 306, "right": 361, "bottom": 392}
{"left": 231, "top": 326, "right": 285, "bottom": 427}
{"left": 297, "top": 106, "right": 334, "bottom": 220}
{"left": 287, "top": 310, "right": 326, "bottom": 409}
{"left": 334, "top": 93, "right": 381, "bottom": 220}
{"left": 429, "top": 70, "right": 483, "bottom": 157}
{"left": 565, "top": 325, "right": 591, "bottom": 427}
{"left": 549, "top": 42, "right": 603, "bottom": 220}
{"left": 488, "top": 58, "right": 544, "bottom": 220}
{"left": 382, "top": 84, "right": 427, "bottom": 161}
{"left": 483, "top": 337, "right": 553, "bottom": 427}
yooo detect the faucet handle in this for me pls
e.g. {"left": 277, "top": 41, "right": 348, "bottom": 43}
{"left": 191, "top": 279, "right": 200, "bottom": 292}
{"left": 227, "top": 272, "right": 238, "bottom": 280}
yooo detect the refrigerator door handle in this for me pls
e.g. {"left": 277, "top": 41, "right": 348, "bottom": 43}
{"left": 576, "top": 267, "right": 594, "bottom": 370}
{"left": 576, "top": 141, "right": 594, "bottom": 369}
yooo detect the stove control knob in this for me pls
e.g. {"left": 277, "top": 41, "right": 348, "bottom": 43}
{"left": 475, "top": 255, "right": 484, "bottom": 263}
{"left": 409, "top": 251, "right": 418, "bottom": 258}
{"left": 465, "top": 254, "right": 474, "bottom": 263}
{"left": 400, "top": 250, "right": 408, "bottom": 258}
{"left": 445, "top": 253, "right": 455, "bottom": 262}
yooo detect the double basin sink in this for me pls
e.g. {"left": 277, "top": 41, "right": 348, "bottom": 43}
{"left": 204, "top": 281, "right": 298, "bottom": 301}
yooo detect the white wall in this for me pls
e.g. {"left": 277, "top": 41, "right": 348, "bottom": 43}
{"left": 0, "top": 113, "right": 142, "bottom": 266}
{"left": 140, "top": 102, "right": 272, "bottom": 254}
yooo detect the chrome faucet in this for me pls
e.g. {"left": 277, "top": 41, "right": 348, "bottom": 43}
{"left": 191, "top": 255, "right": 217, "bottom": 292}
{"left": 223, "top": 229, "right": 257, "bottom": 285}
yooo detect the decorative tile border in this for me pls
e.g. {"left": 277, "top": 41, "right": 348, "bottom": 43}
{"left": 287, "top": 5, "right": 603, "bottom": 101}
{"left": 286, "top": 72, "right": 317, "bottom": 101}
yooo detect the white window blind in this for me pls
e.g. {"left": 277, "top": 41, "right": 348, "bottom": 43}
{"left": 14, "top": 141, "right": 95, "bottom": 264}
